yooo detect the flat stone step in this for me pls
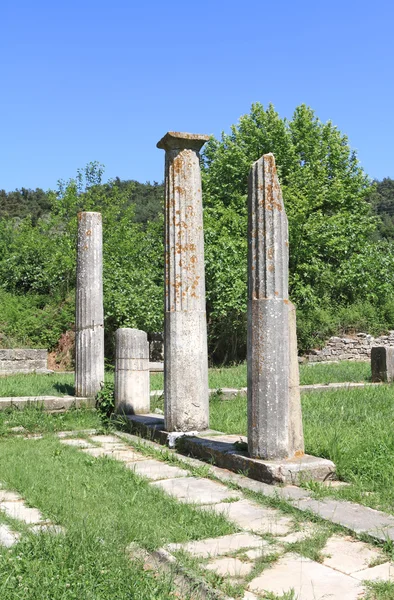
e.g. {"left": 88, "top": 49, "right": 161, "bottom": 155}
{"left": 202, "top": 498, "right": 293, "bottom": 536}
{"left": 126, "top": 459, "right": 188, "bottom": 481}
{"left": 60, "top": 438, "right": 94, "bottom": 448}
{"left": 205, "top": 556, "right": 254, "bottom": 578}
{"left": 248, "top": 553, "right": 362, "bottom": 599}
{"left": 167, "top": 532, "right": 264, "bottom": 558}
{"left": 0, "top": 524, "right": 20, "bottom": 547}
{"left": 322, "top": 534, "right": 384, "bottom": 575}
{"left": 151, "top": 477, "right": 240, "bottom": 504}
{"left": 0, "top": 501, "right": 45, "bottom": 525}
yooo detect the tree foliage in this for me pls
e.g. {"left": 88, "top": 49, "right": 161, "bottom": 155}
{"left": 202, "top": 103, "right": 383, "bottom": 357}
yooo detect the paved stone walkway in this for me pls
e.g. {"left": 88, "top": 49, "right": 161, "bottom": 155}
{"left": 0, "top": 483, "right": 64, "bottom": 547}
{"left": 52, "top": 432, "right": 394, "bottom": 599}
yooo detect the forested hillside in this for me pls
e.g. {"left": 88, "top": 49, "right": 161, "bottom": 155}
{"left": 1, "top": 103, "right": 394, "bottom": 363}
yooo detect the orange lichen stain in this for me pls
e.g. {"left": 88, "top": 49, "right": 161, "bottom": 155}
{"left": 190, "top": 255, "right": 197, "bottom": 264}
{"left": 267, "top": 248, "right": 274, "bottom": 260}
{"left": 173, "top": 155, "right": 183, "bottom": 175}
{"left": 174, "top": 186, "right": 183, "bottom": 195}
{"left": 285, "top": 241, "right": 289, "bottom": 247}
{"left": 275, "top": 291, "right": 279, "bottom": 296}
{"left": 294, "top": 450, "right": 304, "bottom": 458}
{"left": 83, "top": 245, "right": 89, "bottom": 250}
{"left": 283, "top": 299, "right": 290, "bottom": 304}
{"left": 268, "top": 265, "right": 274, "bottom": 272}
{"left": 86, "top": 229, "right": 92, "bottom": 236}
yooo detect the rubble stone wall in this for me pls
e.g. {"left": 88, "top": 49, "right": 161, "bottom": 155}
{"left": 307, "top": 332, "right": 394, "bottom": 362}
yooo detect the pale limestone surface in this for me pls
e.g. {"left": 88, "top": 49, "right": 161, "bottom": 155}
{"left": 352, "top": 562, "right": 394, "bottom": 581}
{"left": 322, "top": 535, "right": 383, "bottom": 574}
{"left": 205, "top": 498, "right": 293, "bottom": 535}
{"left": 103, "top": 450, "right": 146, "bottom": 463}
{"left": 60, "top": 438, "right": 94, "bottom": 448}
{"left": 114, "top": 328, "right": 150, "bottom": 415}
{"left": 0, "top": 524, "right": 20, "bottom": 547}
{"left": 248, "top": 553, "right": 362, "bottom": 599}
{"left": 205, "top": 557, "right": 254, "bottom": 578}
{"left": 126, "top": 459, "right": 188, "bottom": 480}
{"left": 242, "top": 593, "right": 259, "bottom": 600}
{"left": 90, "top": 435, "right": 122, "bottom": 444}
{"left": 158, "top": 132, "right": 209, "bottom": 432}
{"left": 0, "top": 502, "right": 44, "bottom": 524}
{"left": 167, "top": 533, "right": 264, "bottom": 558}
{"left": 151, "top": 477, "right": 240, "bottom": 504}
{"left": 0, "top": 490, "right": 20, "bottom": 502}
{"left": 75, "top": 212, "right": 104, "bottom": 398}
{"left": 247, "top": 154, "right": 290, "bottom": 460}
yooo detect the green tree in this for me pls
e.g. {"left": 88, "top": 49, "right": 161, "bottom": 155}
{"left": 202, "top": 103, "right": 376, "bottom": 358}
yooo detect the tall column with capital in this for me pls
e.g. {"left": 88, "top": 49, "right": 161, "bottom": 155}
{"left": 157, "top": 132, "right": 210, "bottom": 432}
{"left": 75, "top": 212, "right": 105, "bottom": 398}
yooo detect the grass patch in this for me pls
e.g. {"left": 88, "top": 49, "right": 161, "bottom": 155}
{"left": 0, "top": 435, "right": 236, "bottom": 599}
{"left": 0, "top": 361, "right": 371, "bottom": 398}
{"left": 0, "top": 406, "right": 102, "bottom": 435}
{"left": 209, "top": 385, "right": 394, "bottom": 515}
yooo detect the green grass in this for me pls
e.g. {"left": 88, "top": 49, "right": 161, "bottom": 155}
{"left": 0, "top": 435, "right": 236, "bottom": 599}
{"left": 0, "top": 405, "right": 103, "bottom": 435}
{"left": 0, "top": 361, "right": 372, "bottom": 398}
{"left": 208, "top": 385, "right": 394, "bottom": 515}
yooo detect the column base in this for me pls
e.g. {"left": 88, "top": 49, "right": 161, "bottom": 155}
{"left": 118, "top": 414, "right": 335, "bottom": 485}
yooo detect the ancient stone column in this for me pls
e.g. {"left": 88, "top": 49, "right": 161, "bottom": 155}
{"left": 75, "top": 212, "right": 104, "bottom": 398}
{"left": 157, "top": 132, "right": 210, "bottom": 432}
{"left": 247, "top": 153, "right": 304, "bottom": 459}
{"left": 371, "top": 346, "right": 394, "bottom": 383}
{"left": 114, "top": 328, "right": 150, "bottom": 414}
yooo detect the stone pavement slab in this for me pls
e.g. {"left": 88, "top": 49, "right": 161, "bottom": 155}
{"left": 126, "top": 459, "right": 188, "bottom": 480}
{"left": 0, "top": 502, "right": 44, "bottom": 524}
{"left": 352, "top": 561, "right": 394, "bottom": 581}
{"left": 0, "top": 524, "right": 20, "bottom": 547}
{"left": 242, "top": 592, "right": 259, "bottom": 600}
{"left": 322, "top": 534, "right": 383, "bottom": 575}
{"left": 205, "top": 557, "right": 254, "bottom": 578}
{"left": 248, "top": 553, "right": 362, "bottom": 599}
{"left": 151, "top": 477, "right": 241, "bottom": 504}
{"left": 295, "top": 497, "right": 394, "bottom": 542}
{"left": 204, "top": 498, "right": 293, "bottom": 535}
{"left": 103, "top": 449, "right": 147, "bottom": 462}
{"left": 0, "top": 490, "right": 21, "bottom": 502}
{"left": 90, "top": 435, "right": 122, "bottom": 444}
{"left": 60, "top": 438, "right": 94, "bottom": 448}
{"left": 167, "top": 533, "right": 264, "bottom": 558}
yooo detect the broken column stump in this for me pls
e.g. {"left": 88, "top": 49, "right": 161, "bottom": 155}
{"left": 114, "top": 328, "right": 150, "bottom": 415}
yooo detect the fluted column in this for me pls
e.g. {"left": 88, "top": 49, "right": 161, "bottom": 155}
{"left": 75, "top": 212, "right": 104, "bottom": 398}
{"left": 157, "top": 132, "right": 209, "bottom": 432}
{"left": 114, "top": 328, "right": 150, "bottom": 414}
{"left": 247, "top": 154, "right": 291, "bottom": 459}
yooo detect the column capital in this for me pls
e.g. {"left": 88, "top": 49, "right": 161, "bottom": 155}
{"left": 157, "top": 131, "right": 210, "bottom": 152}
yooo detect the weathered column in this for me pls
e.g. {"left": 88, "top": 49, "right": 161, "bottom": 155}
{"left": 247, "top": 153, "right": 304, "bottom": 459}
{"left": 114, "top": 328, "right": 150, "bottom": 414}
{"left": 288, "top": 302, "right": 305, "bottom": 457}
{"left": 157, "top": 132, "right": 209, "bottom": 432}
{"left": 75, "top": 212, "right": 104, "bottom": 398}
{"left": 371, "top": 346, "right": 394, "bottom": 383}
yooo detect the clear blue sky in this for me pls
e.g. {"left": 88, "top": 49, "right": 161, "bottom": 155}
{"left": 1, "top": 0, "right": 393, "bottom": 191}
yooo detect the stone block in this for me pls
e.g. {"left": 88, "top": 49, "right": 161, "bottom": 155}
{"left": 248, "top": 553, "right": 362, "bottom": 599}
{"left": 371, "top": 347, "right": 394, "bottom": 383}
{"left": 167, "top": 532, "right": 264, "bottom": 558}
{"left": 151, "top": 477, "right": 240, "bottom": 504}
{"left": 203, "top": 498, "right": 293, "bottom": 536}
{"left": 114, "top": 328, "right": 150, "bottom": 415}
{"left": 0, "top": 524, "right": 20, "bottom": 547}
{"left": 205, "top": 557, "right": 254, "bottom": 578}
{"left": 322, "top": 535, "right": 383, "bottom": 575}
{"left": 125, "top": 459, "right": 188, "bottom": 481}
